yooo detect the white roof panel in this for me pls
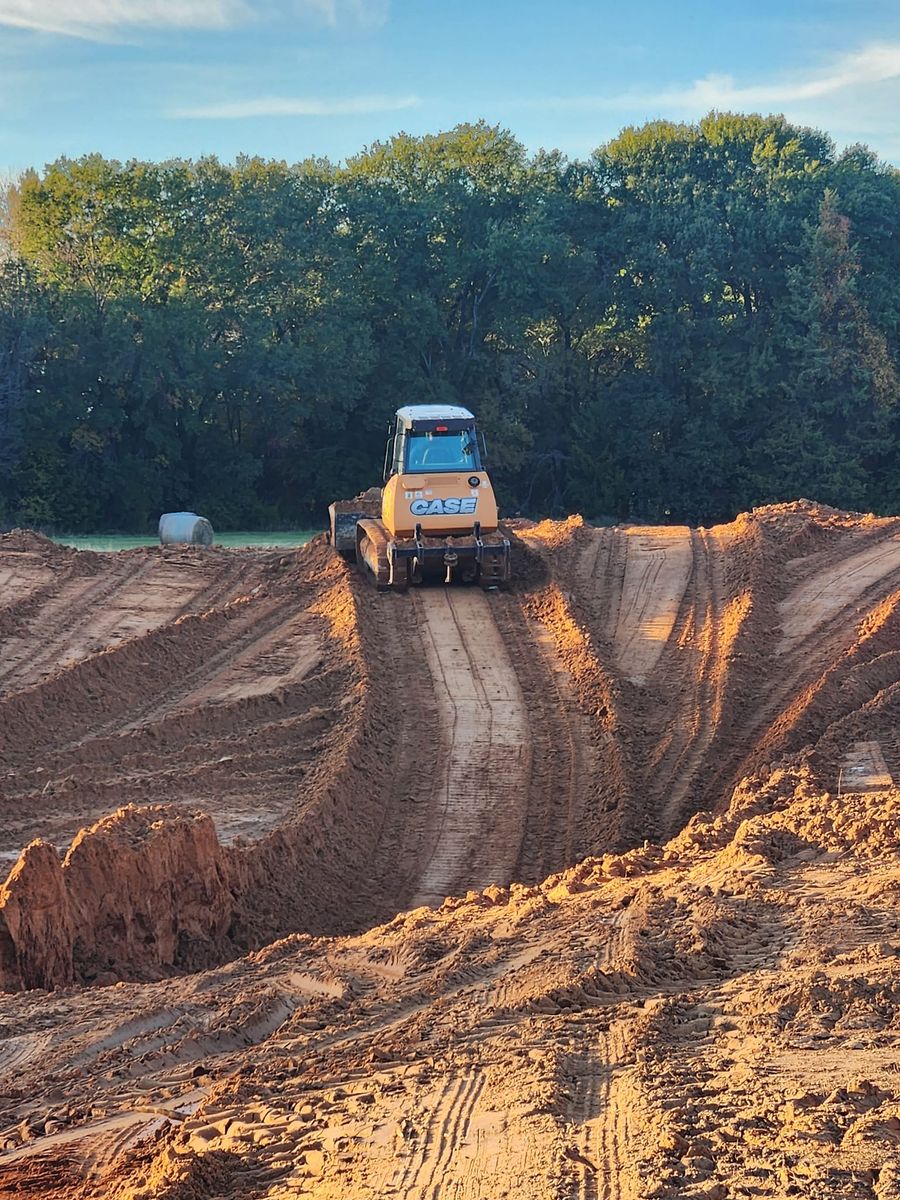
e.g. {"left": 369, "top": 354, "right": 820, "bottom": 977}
{"left": 395, "top": 405, "right": 474, "bottom": 426}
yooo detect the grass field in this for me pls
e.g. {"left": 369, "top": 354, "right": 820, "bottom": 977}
{"left": 55, "top": 531, "right": 319, "bottom": 552}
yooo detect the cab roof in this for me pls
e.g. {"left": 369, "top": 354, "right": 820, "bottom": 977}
{"left": 395, "top": 405, "right": 475, "bottom": 430}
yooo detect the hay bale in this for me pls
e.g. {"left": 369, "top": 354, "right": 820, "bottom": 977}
{"left": 158, "top": 512, "right": 214, "bottom": 546}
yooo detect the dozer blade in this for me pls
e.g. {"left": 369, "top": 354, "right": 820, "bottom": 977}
{"left": 355, "top": 520, "right": 511, "bottom": 591}
{"left": 328, "top": 492, "right": 382, "bottom": 560}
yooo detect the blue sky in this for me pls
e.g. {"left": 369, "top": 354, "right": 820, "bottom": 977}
{"left": 1, "top": 0, "right": 898, "bottom": 177}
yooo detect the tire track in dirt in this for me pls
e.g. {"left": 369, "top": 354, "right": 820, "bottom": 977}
{"left": 110, "top": 598, "right": 320, "bottom": 735}
{"left": 563, "top": 524, "right": 721, "bottom": 842}
{"left": 0, "top": 552, "right": 256, "bottom": 698}
{"left": 564, "top": 524, "right": 695, "bottom": 685}
{"left": 0, "top": 1031, "right": 51, "bottom": 1077}
{"left": 653, "top": 529, "right": 729, "bottom": 837}
{"left": 0, "top": 594, "right": 322, "bottom": 761}
{"left": 563, "top": 908, "right": 637, "bottom": 1200}
{"left": 0, "top": 543, "right": 77, "bottom": 646}
{"left": 491, "top": 593, "right": 601, "bottom": 879}
{"left": 574, "top": 527, "right": 617, "bottom": 633}
{"left": 393, "top": 1069, "right": 487, "bottom": 1199}
{"left": 778, "top": 532, "right": 900, "bottom": 654}
{"left": 410, "top": 589, "right": 529, "bottom": 907}
{"left": 169, "top": 553, "right": 251, "bottom": 620}
{"left": 570, "top": 1027, "right": 634, "bottom": 1200}
{"left": 570, "top": 527, "right": 621, "bottom": 649}
{"left": 0, "top": 555, "right": 57, "bottom": 615}
{"left": 0, "top": 552, "right": 346, "bottom": 864}
{"left": 593, "top": 1021, "right": 635, "bottom": 1200}
{"left": 6, "top": 772, "right": 900, "bottom": 1198}
{"left": 612, "top": 527, "right": 695, "bottom": 685}
{"left": 702, "top": 527, "right": 900, "bottom": 805}
{"left": 563, "top": 520, "right": 900, "bottom": 838}
{"left": 353, "top": 588, "right": 443, "bottom": 918}
{"left": 571, "top": 1044, "right": 604, "bottom": 1200}
{"left": 0, "top": 556, "right": 155, "bottom": 692}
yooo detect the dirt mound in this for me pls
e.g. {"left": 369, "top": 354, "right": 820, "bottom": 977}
{"left": 5, "top": 504, "right": 900, "bottom": 982}
{"left": 0, "top": 840, "right": 74, "bottom": 991}
{"left": 2, "top": 770, "right": 900, "bottom": 1198}
{"left": 0, "top": 806, "right": 235, "bottom": 991}
{"left": 0, "top": 529, "right": 68, "bottom": 555}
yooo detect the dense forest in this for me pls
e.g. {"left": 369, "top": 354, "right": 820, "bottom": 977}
{"left": 1, "top": 114, "right": 898, "bottom": 532}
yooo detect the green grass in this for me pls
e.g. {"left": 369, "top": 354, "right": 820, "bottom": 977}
{"left": 54, "top": 531, "right": 320, "bottom": 552}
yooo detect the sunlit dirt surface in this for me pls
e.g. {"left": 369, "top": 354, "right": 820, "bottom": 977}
{"left": 3, "top": 502, "right": 900, "bottom": 1198}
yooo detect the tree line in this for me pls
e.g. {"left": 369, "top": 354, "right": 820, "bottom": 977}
{"left": 1, "top": 114, "right": 898, "bottom": 532}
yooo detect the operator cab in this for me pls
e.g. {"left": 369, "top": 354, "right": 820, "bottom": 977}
{"left": 385, "top": 405, "right": 484, "bottom": 479}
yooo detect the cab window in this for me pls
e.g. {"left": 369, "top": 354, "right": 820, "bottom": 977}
{"left": 405, "top": 430, "right": 478, "bottom": 472}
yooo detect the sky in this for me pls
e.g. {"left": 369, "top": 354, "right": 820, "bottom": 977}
{"left": 0, "top": 0, "right": 899, "bottom": 177}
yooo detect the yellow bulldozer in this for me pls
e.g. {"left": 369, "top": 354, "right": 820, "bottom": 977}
{"left": 329, "top": 405, "right": 511, "bottom": 591}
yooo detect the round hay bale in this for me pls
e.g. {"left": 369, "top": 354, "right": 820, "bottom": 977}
{"left": 158, "top": 512, "right": 214, "bottom": 546}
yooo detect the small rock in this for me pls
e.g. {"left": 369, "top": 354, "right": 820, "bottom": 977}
{"left": 684, "top": 1155, "right": 715, "bottom": 1178}
{"left": 702, "top": 1186, "right": 728, "bottom": 1200}
{"left": 304, "top": 1149, "right": 326, "bottom": 1177}
{"left": 659, "top": 1130, "right": 689, "bottom": 1155}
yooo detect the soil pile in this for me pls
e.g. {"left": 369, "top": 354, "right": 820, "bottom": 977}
{"left": 1, "top": 770, "right": 899, "bottom": 1199}
{"left": 3, "top": 502, "right": 900, "bottom": 1196}
{"left": 0, "top": 807, "right": 235, "bottom": 991}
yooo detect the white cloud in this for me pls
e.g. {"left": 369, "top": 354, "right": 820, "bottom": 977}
{"left": 649, "top": 43, "right": 900, "bottom": 110}
{"left": 0, "top": 0, "right": 388, "bottom": 38}
{"left": 291, "top": 0, "right": 386, "bottom": 25}
{"left": 171, "top": 91, "right": 418, "bottom": 118}
{"left": 515, "top": 41, "right": 900, "bottom": 162}
{"left": 529, "top": 42, "right": 900, "bottom": 114}
{"left": 0, "top": 0, "right": 250, "bottom": 36}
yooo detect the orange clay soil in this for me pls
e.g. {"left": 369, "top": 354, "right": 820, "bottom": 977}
{"left": 2, "top": 501, "right": 900, "bottom": 1198}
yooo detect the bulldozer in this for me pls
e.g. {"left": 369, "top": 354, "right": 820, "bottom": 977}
{"left": 328, "top": 405, "right": 511, "bottom": 591}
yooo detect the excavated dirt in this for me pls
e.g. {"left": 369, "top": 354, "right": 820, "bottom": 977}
{"left": 3, "top": 502, "right": 900, "bottom": 1197}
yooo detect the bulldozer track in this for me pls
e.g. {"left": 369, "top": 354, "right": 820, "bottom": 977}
{"left": 0, "top": 580, "right": 339, "bottom": 857}
{"left": 778, "top": 531, "right": 900, "bottom": 653}
{"left": 2, "top": 594, "right": 305, "bottom": 758}
{"left": 411, "top": 589, "right": 529, "bottom": 906}
{"left": 655, "top": 528, "right": 727, "bottom": 837}
{"left": 358, "top": 588, "right": 445, "bottom": 916}
{"left": 697, "top": 526, "right": 900, "bottom": 809}
{"left": 0, "top": 556, "right": 58, "bottom": 634}
{"left": 169, "top": 555, "right": 251, "bottom": 620}
{"left": 113, "top": 598, "right": 318, "bottom": 733}
{"left": 572, "top": 527, "right": 620, "bottom": 649}
{"left": 562, "top": 522, "right": 900, "bottom": 838}
{"left": 612, "top": 527, "right": 695, "bottom": 684}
